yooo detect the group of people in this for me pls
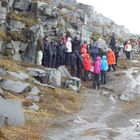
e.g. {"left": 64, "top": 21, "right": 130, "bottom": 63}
{"left": 36, "top": 33, "right": 133, "bottom": 90}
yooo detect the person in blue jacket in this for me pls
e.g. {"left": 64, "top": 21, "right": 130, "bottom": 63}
{"left": 101, "top": 55, "right": 108, "bottom": 84}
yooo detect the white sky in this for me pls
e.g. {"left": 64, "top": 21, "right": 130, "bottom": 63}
{"left": 77, "top": 0, "right": 140, "bottom": 35}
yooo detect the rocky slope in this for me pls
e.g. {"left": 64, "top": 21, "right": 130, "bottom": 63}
{"left": 0, "top": 0, "right": 134, "bottom": 64}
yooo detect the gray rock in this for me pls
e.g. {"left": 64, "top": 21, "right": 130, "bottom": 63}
{"left": 1, "top": 80, "right": 30, "bottom": 94}
{"left": 58, "top": 66, "right": 71, "bottom": 78}
{"left": 45, "top": 68, "right": 62, "bottom": 87}
{"left": 0, "top": 7, "right": 7, "bottom": 24}
{"left": 28, "top": 103, "right": 40, "bottom": 111}
{"left": 9, "top": 20, "right": 25, "bottom": 32}
{"left": 29, "top": 87, "right": 40, "bottom": 96}
{"left": 7, "top": 71, "right": 29, "bottom": 80}
{"left": 27, "top": 68, "right": 46, "bottom": 77}
{"left": 14, "top": 0, "right": 31, "bottom": 11}
{"left": 0, "top": 97, "right": 25, "bottom": 126}
{"left": 65, "top": 77, "right": 81, "bottom": 92}
{"left": 19, "top": 43, "right": 28, "bottom": 52}
{"left": 25, "top": 95, "right": 40, "bottom": 102}
{"left": 120, "top": 92, "right": 134, "bottom": 102}
{"left": 0, "top": 68, "right": 6, "bottom": 76}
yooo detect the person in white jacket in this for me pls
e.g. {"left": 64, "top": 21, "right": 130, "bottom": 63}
{"left": 65, "top": 37, "right": 72, "bottom": 66}
{"left": 125, "top": 40, "right": 132, "bottom": 59}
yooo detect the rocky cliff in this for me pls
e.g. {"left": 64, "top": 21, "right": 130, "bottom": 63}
{"left": 0, "top": 0, "right": 131, "bottom": 63}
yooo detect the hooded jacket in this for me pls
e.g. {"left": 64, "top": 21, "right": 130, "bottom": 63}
{"left": 83, "top": 53, "right": 91, "bottom": 71}
{"left": 107, "top": 48, "right": 116, "bottom": 65}
{"left": 94, "top": 56, "right": 101, "bottom": 74}
{"left": 81, "top": 43, "right": 87, "bottom": 55}
{"left": 101, "top": 55, "right": 108, "bottom": 71}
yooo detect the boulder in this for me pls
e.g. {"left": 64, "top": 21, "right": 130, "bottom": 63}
{"left": 25, "top": 95, "right": 40, "bottom": 102}
{"left": 58, "top": 65, "right": 71, "bottom": 78}
{"left": 14, "top": 0, "right": 31, "bottom": 11}
{"left": 0, "top": 97, "right": 25, "bottom": 126}
{"left": 45, "top": 68, "right": 62, "bottom": 87}
{"left": 7, "top": 71, "right": 29, "bottom": 80}
{"left": 65, "top": 77, "right": 81, "bottom": 92}
{"left": 1, "top": 80, "right": 30, "bottom": 94}
{"left": 19, "top": 43, "right": 28, "bottom": 52}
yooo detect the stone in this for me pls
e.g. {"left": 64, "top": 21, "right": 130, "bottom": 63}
{"left": 45, "top": 68, "right": 62, "bottom": 87}
{"left": 19, "top": 43, "right": 28, "bottom": 52}
{"left": 7, "top": 71, "right": 29, "bottom": 80}
{"left": 0, "top": 68, "right": 6, "bottom": 76}
{"left": 120, "top": 92, "right": 134, "bottom": 102}
{"left": 28, "top": 103, "right": 40, "bottom": 111}
{"left": 9, "top": 20, "right": 25, "bottom": 32}
{"left": 25, "top": 95, "right": 40, "bottom": 102}
{"left": 14, "top": 0, "right": 31, "bottom": 11}
{"left": 0, "top": 7, "right": 7, "bottom": 24}
{"left": 65, "top": 77, "right": 81, "bottom": 92}
{"left": 1, "top": 80, "right": 30, "bottom": 94}
{"left": 0, "top": 97, "right": 25, "bottom": 126}
{"left": 58, "top": 66, "right": 71, "bottom": 78}
{"left": 27, "top": 68, "right": 46, "bottom": 77}
{"left": 29, "top": 87, "right": 40, "bottom": 96}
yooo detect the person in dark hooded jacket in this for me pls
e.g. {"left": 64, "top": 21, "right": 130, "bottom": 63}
{"left": 75, "top": 51, "right": 83, "bottom": 79}
{"left": 56, "top": 41, "right": 67, "bottom": 67}
{"left": 70, "top": 52, "right": 77, "bottom": 77}
{"left": 109, "top": 33, "right": 116, "bottom": 53}
{"left": 43, "top": 36, "right": 53, "bottom": 67}
{"left": 51, "top": 41, "right": 57, "bottom": 68}
{"left": 72, "top": 37, "right": 81, "bottom": 53}
{"left": 92, "top": 43, "right": 99, "bottom": 62}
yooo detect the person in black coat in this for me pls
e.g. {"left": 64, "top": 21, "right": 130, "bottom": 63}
{"left": 51, "top": 41, "right": 57, "bottom": 68}
{"left": 72, "top": 37, "right": 81, "bottom": 53}
{"left": 42, "top": 36, "right": 53, "bottom": 67}
{"left": 70, "top": 52, "right": 77, "bottom": 77}
{"left": 75, "top": 50, "right": 83, "bottom": 79}
{"left": 109, "top": 33, "right": 116, "bottom": 53}
{"left": 56, "top": 41, "right": 67, "bottom": 67}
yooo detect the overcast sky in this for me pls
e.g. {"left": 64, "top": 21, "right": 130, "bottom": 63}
{"left": 77, "top": 0, "right": 140, "bottom": 35}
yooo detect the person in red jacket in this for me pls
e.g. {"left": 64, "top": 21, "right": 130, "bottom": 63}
{"left": 81, "top": 41, "right": 87, "bottom": 55}
{"left": 83, "top": 53, "right": 91, "bottom": 81}
{"left": 107, "top": 48, "right": 116, "bottom": 71}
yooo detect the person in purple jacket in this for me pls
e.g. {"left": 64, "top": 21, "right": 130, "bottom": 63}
{"left": 93, "top": 56, "right": 101, "bottom": 90}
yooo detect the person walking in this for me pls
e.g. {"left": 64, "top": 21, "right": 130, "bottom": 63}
{"left": 107, "top": 48, "right": 116, "bottom": 71}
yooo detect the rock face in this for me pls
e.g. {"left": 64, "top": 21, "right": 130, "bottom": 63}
{"left": 0, "top": 0, "right": 133, "bottom": 63}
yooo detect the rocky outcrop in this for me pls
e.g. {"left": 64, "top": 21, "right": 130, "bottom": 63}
{"left": 0, "top": 0, "right": 133, "bottom": 63}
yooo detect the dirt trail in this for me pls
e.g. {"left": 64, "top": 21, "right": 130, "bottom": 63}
{"left": 44, "top": 61, "right": 140, "bottom": 140}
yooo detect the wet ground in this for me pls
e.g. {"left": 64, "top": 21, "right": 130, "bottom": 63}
{"left": 44, "top": 60, "right": 140, "bottom": 140}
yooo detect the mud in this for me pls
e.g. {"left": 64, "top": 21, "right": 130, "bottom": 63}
{"left": 44, "top": 63, "right": 140, "bottom": 140}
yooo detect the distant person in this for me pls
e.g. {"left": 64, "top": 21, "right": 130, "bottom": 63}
{"left": 83, "top": 53, "right": 91, "bottom": 81}
{"left": 72, "top": 36, "right": 81, "bottom": 53}
{"left": 36, "top": 35, "right": 44, "bottom": 65}
{"left": 65, "top": 37, "right": 72, "bottom": 66}
{"left": 125, "top": 40, "right": 132, "bottom": 59}
{"left": 75, "top": 50, "right": 83, "bottom": 79}
{"left": 109, "top": 33, "right": 116, "bottom": 53}
{"left": 81, "top": 41, "right": 87, "bottom": 55}
{"left": 93, "top": 56, "right": 101, "bottom": 89}
{"left": 107, "top": 48, "right": 116, "bottom": 71}
{"left": 101, "top": 55, "right": 108, "bottom": 85}
{"left": 92, "top": 43, "right": 99, "bottom": 62}
{"left": 43, "top": 36, "right": 53, "bottom": 67}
